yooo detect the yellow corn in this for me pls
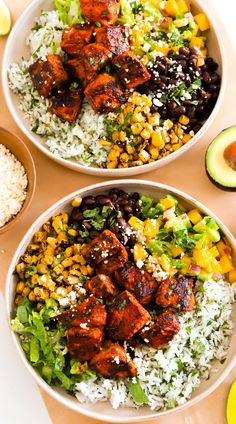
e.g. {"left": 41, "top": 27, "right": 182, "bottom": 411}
{"left": 154, "top": 41, "right": 169, "bottom": 56}
{"left": 68, "top": 228, "right": 78, "bottom": 237}
{"left": 229, "top": 269, "right": 236, "bottom": 284}
{"left": 172, "top": 143, "right": 182, "bottom": 151}
{"left": 131, "top": 123, "right": 142, "bottom": 135}
{"left": 119, "top": 131, "right": 127, "bottom": 142}
{"left": 29, "top": 291, "right": 36, "bottom": 302}
{"left": 57, "top": 232, "right": 68, "bottom": 243}
{"left": 22, "top": 287, "right": 31, "bottom": 297}
{"left": 132, "top": 112, "right": 146, "bottom": 123}
{"left": 182, "top": 133, "right": 192, "bottom": 143}
{"left": 139, "top": 149, "right": 150, "bottom": 162}
{"left": 219, "top": 255, "right": 234, "bottom": 274}
{"left": 126, "top": 144, "right": 135, "bottom": 154}
{"left": 128, "top": 216, "right": 144, "bottom": 231}
{"left": 194, "top": 13, "right": 210, "bottom": 31}
{"left": 160, "top": 254, "right": 172, "bottom": 271}
{"left": 47, "top": 237, "right": 57, "bottom": 248}
{"left": 120, "top": 152, "right": 129, "bottom": 163}
{"left": 16, "top": 282, "right": 25, "bottom": 294}
{"left": 140, "top": 129, "right": 152, "bottom": 140}
{"left": 164, "top": 119, "right": 174, "bottom": 129}
{"left": 149, "top": 146, "right": 159, "bottom": 159}
{"left": 107, "top": 161, "right": 117, "bottom": 169}
{"left": 148, "top": 113, "right": 160, "bottom": 126}
{"left": 133, "top": 243, "right": 148, "bottom": 262}
{"left": 152, "top": 131, "right": 165, "bottom": 149}
{"left": 188, "top": 209, "right": 202, "bottom": 224}
{"left": 108, "top": 149, "right": 120, "bottom": 161}
{"left": 61, "top": 257, "right": 74, "bottom": 268}
{"left": 179, "top": 115, "right": 190, "bottom": 125}
{"left": 112, "top": 131, "right": 120, "bottom": 142}
{"left": 71, "top": 196, "right": 82, "bottom": 207}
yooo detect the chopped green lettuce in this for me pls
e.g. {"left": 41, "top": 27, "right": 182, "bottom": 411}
{"left": 54, "top": 0, "right": 83, "bottom": 25}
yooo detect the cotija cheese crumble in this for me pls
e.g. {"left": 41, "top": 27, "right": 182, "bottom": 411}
{"left": 0, "top": 144, "right": 28, "bottom": 227}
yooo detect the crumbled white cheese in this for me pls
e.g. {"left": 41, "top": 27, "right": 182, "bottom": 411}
{"left": 0, "top": 144, "right": 28, "bottom": 227}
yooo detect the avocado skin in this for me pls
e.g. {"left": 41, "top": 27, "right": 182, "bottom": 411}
{"left": 205, "top": 160, "right": 236, "bottom": 192}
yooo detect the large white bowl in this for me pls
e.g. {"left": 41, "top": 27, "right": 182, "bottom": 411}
{"left": 2, "top": 0, "right": 226, "bottom": 176}
{"left": 5, "top": 179, "right": 236, "bottom": 422}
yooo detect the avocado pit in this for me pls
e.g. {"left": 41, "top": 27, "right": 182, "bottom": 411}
{"left": 223, "top": 141, "right": 236, "bottom": 170}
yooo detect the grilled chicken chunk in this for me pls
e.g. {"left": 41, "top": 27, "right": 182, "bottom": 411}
{"left": 112, "top": 51, "right": 151, "bottom": 89}
{"left": 80, "top": 0, "right": 120, "bottom": 26}
{"left": 107, "top": 290, "right": 151, "bottom": 340}
{"left": 61, "top": 23, "right": 94, "bottom": 57}
{"left": 90, "top": 341, "right": 137, "bottom": 378}
{"left": 114, "top": 262, "right": 158, "bottom": 305}
{"left": 84, "top": 73, "right": 127, "bottom": 113}
{"left": 54, "top": 295, "right": 107, "bottom": 327}
{"left": 85, "top": 274, "right": 119, "bottom": 303}
{"left": 95, "top": 25, "right": 129, "bottom": 56}
{"left": 29, "top": 54, "right": 68, "bottom": 98}
{"left": 75, "top": 43, "right": 112, "bottom": 87}
{"left": 155, "top": 276, "right": 195, "bottom": 312}
{"left": 139, "top": 310, "right": 181, "bottom": 349}
{"left": 83, "top": 229, "right": 128, "bottom": 273}
{"left": 50, "top": 88, "right": 83, "bottom": 122}
{"left": 67, "top": 326, "right": 103, "bottom": 361}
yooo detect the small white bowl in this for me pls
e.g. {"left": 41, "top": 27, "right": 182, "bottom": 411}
{"left": 2, "top": 0, "right": 226, "bottom": 176}
{"left": 5, "top": 180, "right": 236, "bottom": 422}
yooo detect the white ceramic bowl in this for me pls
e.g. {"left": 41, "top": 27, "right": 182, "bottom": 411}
{"left": 5, "top": 179, "right": 236, "bottom": 422}
{"left": 2, "top": 0, "right": 226, "bottom": 176}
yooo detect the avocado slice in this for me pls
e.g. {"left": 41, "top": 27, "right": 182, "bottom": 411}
{"left": 205, "top": 126, "right": 236, "bottom": 191}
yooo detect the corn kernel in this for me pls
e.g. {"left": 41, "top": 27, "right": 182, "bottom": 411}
{"left": 16, "top": 282, "right": 25, "bottom": 294}
{"left": 28, "top": 291, "right": 36, "bottom": 302}
{"left": 140, "top": 129, "right": 151, "bottom": 140}
{"left": 139, "top": 149, "right": 150, "bottom": 162}
{"left": 131, "top": 123, "right": 142, "bottom": 135}
{"left": 179, "top": 115, "right": 190, "bottom": 125}
{"left": 68, "top": 228, "right": 78, "bottom": 237}
{"left": 164, "top": 119, "right": 174, "bottom": 129}
{"left": 119, "top": 131, "right": 127, "bottom": 142}
{"left": 22, "top": 286, "right": 31, "bottom": 297}
{"left": 131, "top": 92, "right": 142, "bottom": 105}
{"left": 126, "top": 144, "right": 135, "bottom": 154}
{"left": 112, "top": 131, "right": 120, "bottom": 142}
{"left": 172, "top": 143, "right": 182, "bottom": 151}
{"left": 128, "top": 216, "right": 144, "bottom": 231}
{"left": 152, "top": 131, "right": 165, "bottom": 149}
{"left": 132, "top": 112, "right": 145, "bottom": 123}
{"left": 148, "top": 113, "right": 160, "bottom": 126}
{"left": 149, "top": 146, "right": 159, "bottom": 159}
{"left": 118, "top": 113, "right": 125, "bottom": 125}
{"left": 61, "top": 257, "right": 74, "bottom": 268}
{"left": 57, "top": 232, "right": 68, "bottom": 243}
{"left": 108, "top": 149, "right": 120, "bottom": 161}
{"left": 182, "top": 133, "right": 192, "bottom": 143}
{"left": 107, "top": 161, "right": 118, "bottom": 169}
{"left": 71, "top": 196, "right": 82, "bottom": 207}
{"left": 143, "top": 123, "right": 153, "bottom": 133}
{"left": 120, "top": 152, "right": 129, "bottom": 163}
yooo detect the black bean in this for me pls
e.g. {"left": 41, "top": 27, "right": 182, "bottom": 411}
{"left": 208, "top": 84, "right": 218, "bottom": 93}
{"left": 82, "top": 196, "right": 96, "bottom": 207}
{"left": 109, "top": 188, "right": 119, "bottom": 196}
{"left": 167, "top": 100, "right": 178, "bottom": 112}
{"left": 178, "top": 60, "right": 187, "bottom": 68}
{"left": 157, "top": 63, "right": 166, "bottom": 74}
{"left": 160, "top": 75, "right": 168, "bottom": 83}
{"left": 171, "top": 105, "right": 186, "bottom": 117}
{"left": 186, "top": 107, "right": 196, "bottom": 119}
{"left": 118, "top": 190, "right": 126, "bottom": 197}
{"left": 96, "top": 195, "right": 113, "bottom": 206}
{"left": 90, "top": 230, "right": 101, "bottom": 239}
{"left": 124, "top": 205, "right": 133, "bottom": 214}
{"left": 77, "top": 236, "right": 84, "bottom": 243}
{"left": 210, "top": 72, "right": 220, "bottom": 84}
{"left": 70, "top": 208, "right": 84, "bottom": 222}
{"left": 192, "top": 124, "right": 202, "bottom": 133}
{"left": 202, "top": 71, "right": 212, "bottom": 85}
{"left": 118, "top": 199, "right": 129, "bottom": 207}
{"left": 196, "top": 105, "right": 205, "bottom": 117}
{"left": 83, "top": 221, "right": 92, "bottom": 230}
{"left": 131, "top": 192, "right": 140, "bottom": 201}
{"left": 179, "top": 46, "right": 190, "bottom": 56}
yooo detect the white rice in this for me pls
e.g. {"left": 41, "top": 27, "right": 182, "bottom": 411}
{"left": 75, "top": 279, "right": 236, "bottom": 410}
{"left": 0, "top": 144, "right": 28, "bottom": 227}
{"left": 8, "top": 11, "right": 109, "bottom": 167}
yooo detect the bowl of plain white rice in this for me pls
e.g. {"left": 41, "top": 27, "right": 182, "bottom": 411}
{"left": 0, "top": 127, "right": 36, "bottom": 234}
{"left": 2, "top": 0, "right": 226, "bottom": 176}
{"left": 5, "top": 179, "right": 236, "bottom": 422}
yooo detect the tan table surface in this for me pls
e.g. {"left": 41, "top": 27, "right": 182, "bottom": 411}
{"left": 1, "top": 1, "right": 236, "bottom": 423}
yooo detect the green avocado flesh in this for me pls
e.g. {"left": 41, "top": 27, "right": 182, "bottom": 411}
{"left": 205, "top": 126, "right": 236, "bottom": 190}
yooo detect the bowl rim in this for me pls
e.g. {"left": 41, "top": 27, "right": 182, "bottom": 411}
{"left": 2, "top": 0, "right": 227, "bottom": 177}
{"left": 0, "top": 126, "right": 36, "bottom": 235}
{"left": 5, "top": 179, "right": 236, "bottom": 422}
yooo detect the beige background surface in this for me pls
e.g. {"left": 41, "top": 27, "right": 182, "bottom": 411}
{"left": 0, "top": 0, "right": 236, "bottom": 423}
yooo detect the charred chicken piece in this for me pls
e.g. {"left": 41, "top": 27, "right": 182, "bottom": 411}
{"left": 112, "top": 51, "right": 151, "bottom": 89}
{"left": 61, "top": 23, "right": 94, "bottom": 57}
{"left": 90, "top": 340, "right": 137, "bottom": 378}
{"left": 155, "top": 276, "right": 195, "bottom": 312}
{"left": 75, "top": 43, "right": 112, "bottom": 87}
{"left": 84, "top": 73, "right": 127, "bottom": 113}
{"left": 29, "top": 54, "right": 68, "bottom": 98}
{"left": 114, "top": 262, "right": 158, "bottom": 305}
{"left": 83, "top": 229, "right": 128, "bottom": 273}
{"left": 85, "top": 274, "right": 119, "bottom": 303}
{"left": 95, "top": 25, "right": 129, "bottom": 56}
{"left": 139, "top": 310, "right": 181, "bottom": 349}
{"left": 67, "top": 326, "right": 103, "bottom": 361}
{"left": 80, "top": 0, "right": 120, "bottom": 26}
{"left": 50, "top": 88, "right": 83, "bottom": 122}
{"left": 107, "top": 290, "right": 151, "bottom": 340}
{"left": 54, "top": 295, "right": 107, "bottom": 327}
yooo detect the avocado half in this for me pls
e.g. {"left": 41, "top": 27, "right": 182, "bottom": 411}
{"left": 205, "top": 126, "right": 236, "bottom": 191}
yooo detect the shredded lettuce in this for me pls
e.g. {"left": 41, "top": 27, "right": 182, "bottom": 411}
{"left": 54, "top": 0, "right": 83, "bottom": 25}
{"left": 11, "top": 298, "right": 95, "bottom": 391}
